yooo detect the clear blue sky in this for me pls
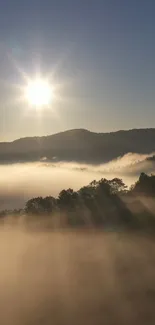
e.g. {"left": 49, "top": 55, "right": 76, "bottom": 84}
{"left": 0, "top": 0, "right": 155, "bottom": 140}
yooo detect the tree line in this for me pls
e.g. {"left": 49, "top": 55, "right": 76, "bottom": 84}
{"left": 1, "top": 172, "right": 155, "bottom": 230}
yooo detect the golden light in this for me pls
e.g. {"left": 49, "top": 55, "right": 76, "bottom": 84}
{"left": 25, "top": 79, "right": 53, "bottom": 107}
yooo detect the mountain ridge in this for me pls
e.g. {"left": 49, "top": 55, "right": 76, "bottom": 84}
{"left": 6, "top": 127, "right": 155, "bottom": 144}
{"left": 0, "top": 128, "right": 155, "bottom": 164}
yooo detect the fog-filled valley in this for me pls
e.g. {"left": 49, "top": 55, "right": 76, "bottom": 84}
{"left": 1, "top": 0, "right": 155, "bottom": 323}
{"left": 0, "top": 150, "right": 155, "bottom": 209}
{"left": 1, "top": 229, "right": 155, "bottom": 325}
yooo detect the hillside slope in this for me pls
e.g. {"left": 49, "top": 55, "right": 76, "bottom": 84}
{"left": 0, "top": 128, "right": 155, "bottom": 164}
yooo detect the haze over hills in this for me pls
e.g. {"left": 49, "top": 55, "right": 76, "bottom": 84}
{"left": 0, "top": 128, "right": 155, "bottom": 164}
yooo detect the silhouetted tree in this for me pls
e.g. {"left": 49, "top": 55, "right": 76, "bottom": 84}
{"left": 132, "top": 173, "right": 155, "bottom": 196}
{"left": 8, "top": 173, "right": 155, "bottom": 230}
{"left": 58, "top": 189, "right": 79, "bottom": 210}
{"left": 108, "top": 178, "right": 127, "bottom": 194}
{"left": 25, "top": 196, "right": 56, "bottom": 215}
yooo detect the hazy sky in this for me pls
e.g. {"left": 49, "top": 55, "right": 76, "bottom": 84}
{"left": 0, "top": 0, "right": 155, "bottom": 140}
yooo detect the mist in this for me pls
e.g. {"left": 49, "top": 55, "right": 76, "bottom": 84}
{"left": 1, "top": 154, "right": 155, "bottom": 325}
{"left": 0, "top": 228, "right": 155, "bottom": 325}
{"left": 0, "top": 152, "right": 155, "bottom": 209}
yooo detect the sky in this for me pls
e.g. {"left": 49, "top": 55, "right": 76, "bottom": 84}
{"left": 0, "top": 0, "right": 155, "bottom": 140}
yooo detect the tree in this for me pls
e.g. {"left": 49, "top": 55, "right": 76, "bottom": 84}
{"left": 132, "top": 173, "right": 155, "bottom": 196}
{"left": 108, "top": 178, "right": 127, "bottom": 194}
{"left": 25, "top": 196, "right": 56, "bottom": 215}
{"left": 58, "top": 189, "right": 78, "bottom": 210}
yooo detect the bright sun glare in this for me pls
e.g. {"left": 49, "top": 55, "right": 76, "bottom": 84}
{"left": 25, "top": 79, "right": 52, "bottom": 107}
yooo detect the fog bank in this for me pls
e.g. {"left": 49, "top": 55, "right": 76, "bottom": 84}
{"left": 0, "top": 152, "right": 155, "bottom": 209}
{"left": 0, "top": 229, "right": 155, "bottom": 325}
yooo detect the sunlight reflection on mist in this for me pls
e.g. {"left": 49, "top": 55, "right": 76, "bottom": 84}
{"left": 0, "top": 229, "right": 155, "bottom": 325}
{"left": 0, "top": 152, "right": 155, "bottom": 209}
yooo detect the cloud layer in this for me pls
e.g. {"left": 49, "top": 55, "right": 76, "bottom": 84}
{"left": 0, "top": 152, "right": 155, "bottom": 209}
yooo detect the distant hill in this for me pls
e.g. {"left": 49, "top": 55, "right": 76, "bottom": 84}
{"left": 1, "top": 128, "right": 155, "bottom": 164}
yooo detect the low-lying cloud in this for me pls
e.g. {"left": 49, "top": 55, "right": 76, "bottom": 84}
{"left": 0, "top": 152, "right": 155, "bottom": 210}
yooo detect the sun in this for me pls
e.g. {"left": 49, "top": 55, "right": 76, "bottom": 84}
{"left": 25, "top": 79, "right": 52, "bottom": 107}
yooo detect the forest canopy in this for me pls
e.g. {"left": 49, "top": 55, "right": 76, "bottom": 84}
{"left": 1, "top": 173, "right": 155, "bottom": 230}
